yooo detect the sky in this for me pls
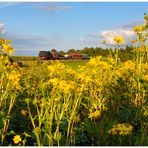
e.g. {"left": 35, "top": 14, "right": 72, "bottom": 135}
{"left": 0, "top": 2, "right": 148, "bottom": 56}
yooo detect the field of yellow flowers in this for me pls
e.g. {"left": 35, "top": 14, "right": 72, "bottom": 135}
{"left": 0, "top": 14, "right": 148, "bottom": 146}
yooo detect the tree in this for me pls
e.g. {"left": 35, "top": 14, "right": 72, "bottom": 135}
{"left": 51, "top": 49, "right": 57, "bottom": 52}
{"left": 67, "top": 49, "right": 77, "bottom": 54}
{"left": 58, "top": 50, "right": 66, "bottom": 56}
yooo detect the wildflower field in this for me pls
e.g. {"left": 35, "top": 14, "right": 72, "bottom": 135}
{"left": 0, "top": 14, "right": 148, "bottom": 146}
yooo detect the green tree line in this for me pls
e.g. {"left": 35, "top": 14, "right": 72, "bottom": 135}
{"left": 55, "top": 46, "right": 134, "bottom": 61}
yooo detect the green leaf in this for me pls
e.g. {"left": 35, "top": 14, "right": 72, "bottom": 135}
{"left": 0, "top": 115, "right": 4, "bottom": 129}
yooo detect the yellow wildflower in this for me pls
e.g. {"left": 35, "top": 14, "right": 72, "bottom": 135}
{"left": 49, "top": 78, "right": 59, "bottom": 86}
{"left": 131, "top": 39, "right": 137, "bottom": 44}
{"left": 57, "top": 80, "right": 76, "bottom": 94}
{"left": 124, "top": 60, "right": 135, "bottom": 71}
{"left": 134, "top": 25, "right": 145, "bottom": 32}
{"left": 99, "top": 61, "right": 111, "bottom": 69}
{"left": 77, "top": 73, "right": 93, "bottom": 84}
{"left": 88, "top": 110, "right": 101, "bottom": 119}
{"left": 13, "top": 135, "right": 22, "bottom": 144}
{"left": 5, "top": 58, "right": 10, "bottom": 64}
{"left": 63, "top": 84, "right": 71, "bottom": 94}
{"left": 47, "top": 62, "right": 65, "bottom": 77}
{"left": 107, "top": 57, "right": 116, "bottom": 65}
{"left": 2, "top": 43, "right": 14, "bottom": 55}
{"left": 0, "top": 38, "right": 6, "bottom": 44}
{"left": 144, "top": 75, "right": 148, "bottom": 81}
{"left": 143, "top": 107, "right": 148, "bottom": 117}
{"left": 33, "top": 98, "right": 38, "bottom": 105}
{"left": 88, "top": 58, "right": 98, "bottom": 66}
{"left": 92, "top": 69, "right": 97, "bottom": 75}
{"left": 114, "top": 35, "right": 125, "bottom": 44}
{"left": 115, "top": 69, "right": 123, "bottom": 78}
{"left": 108, "top": 123, "right": 133, "bottom": 136}
{"left": 58, "top": 80, "right": 66, "bottom": 89}
{"left": 88, "top": 56, "right": 101, "bottom": 66}
{"left": 7, "top": 70, "right": 21, "bottom": 86}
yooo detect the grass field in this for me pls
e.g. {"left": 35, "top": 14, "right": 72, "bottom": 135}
{"left": 12, "top": 56, "right": 38, "bottom": 61}
{"left": 17, "top": 59, "right": 88, "bottom": 71}
{"left": 60, "top": 60, "right": 88, "bottom": 70}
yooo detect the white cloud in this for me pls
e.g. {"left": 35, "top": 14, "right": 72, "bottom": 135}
{"left": 101, "top": 29, "right": 136, "bottom": 45}
{"left": 0, "top": 22, "right": 7, "bottom": 36}
{"left": 80, "top": 19, "right": 143, "bottom": 47}
{"left": 80, "top": 28, "right": 136, "bottom": 47}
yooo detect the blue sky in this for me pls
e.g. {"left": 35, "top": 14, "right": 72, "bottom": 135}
{"left": 0, "top": 2, "right": 148, "bottom": 56}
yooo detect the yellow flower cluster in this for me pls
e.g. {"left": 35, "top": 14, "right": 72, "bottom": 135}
{"left": 114, "top": 36, "right": 125, "bottom": 44}
{"left": 49, "top": 78, "right": 76, "bottom": 94}
{"left": 86, "top": 56, "right": 113, "bottom": 72}
{"left": 143, "top": 74, "right": 148, "bottom": 81}
{"left": 88, "top": 110, "right": 101, "bottom": 119}
{"left": 134, "top": 25, "right": 145, "bottom": 32}
{"left": 76, "top": 73, "right": 93, "bottom": 84}
{"left": 115, "top": 60, "right": 136, "bottom": 78}
{"left": 47, "top": 62, "right": 65, "bottom": 77}
{"left": 0, "top": 38, "right": 14, "bottom": 55}
{"left": 6, "top": 70, "right": 21, "bottom": 88}
{"left": 0, "top": 55, "right": 11, "bottom": 66}
{"left": 108, "top": 123, "right": 133, "bottom": 136}
{"left": 123, "top": 60, "right": 136, "bottom": 71}
{"left": 88, "top": 56, "right": 101, "bottom": 66}
{"left": 58, "top": 80, "right": 76, "bottom": 94}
